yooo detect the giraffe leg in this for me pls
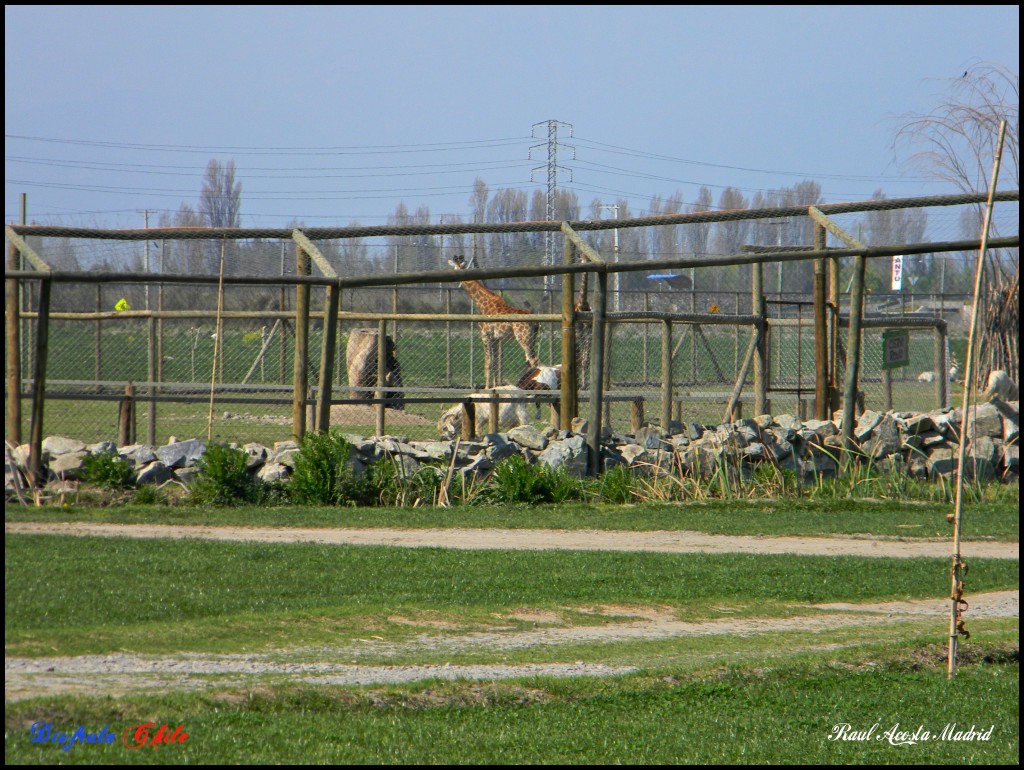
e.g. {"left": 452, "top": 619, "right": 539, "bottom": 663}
{"left": 483, "top": 333, "right": 497, "bottom": 390}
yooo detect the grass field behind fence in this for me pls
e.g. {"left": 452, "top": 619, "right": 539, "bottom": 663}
{"left": 10, "top": 318, "right": 957, "bottom": 444}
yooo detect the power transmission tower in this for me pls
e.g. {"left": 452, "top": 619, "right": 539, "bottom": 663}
{"left": 530, "top": 120, "right": 574, "bottom": 287}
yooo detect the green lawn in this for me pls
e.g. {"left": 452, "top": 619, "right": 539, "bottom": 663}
{"left": 7, "top": 496, "right": 1020, "bottom": 541}
{"left": 5, "top": 496, "right": 1017, "bottom": 765}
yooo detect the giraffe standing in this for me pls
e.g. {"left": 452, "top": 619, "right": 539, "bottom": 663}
{"left": 449, "top": 255, "right": 539, "bottom": 389}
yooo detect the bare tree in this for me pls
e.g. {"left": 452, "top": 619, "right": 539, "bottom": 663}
{"left": 894, "top": 62, "right": 1019, "bottom": 386}
{"left": 199, "top": 159, "right": 242, "bottom": 228}
{"left": 895, "top": 62, "right": 1018, "bottom": 195}
{"left": 894, "top": 62, "right": 1018, "bottom": 276}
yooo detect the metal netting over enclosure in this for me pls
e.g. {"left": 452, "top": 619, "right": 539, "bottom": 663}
{"left": 6, "top": 191, "right": 1019, "bottom": 476}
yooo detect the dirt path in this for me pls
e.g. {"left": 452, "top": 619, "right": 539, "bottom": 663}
{"left": 5, "top": 522, "right": 1018, "bottom": 702}
{"left": 5, "top": 521, "right": 1019, "bottom": 560}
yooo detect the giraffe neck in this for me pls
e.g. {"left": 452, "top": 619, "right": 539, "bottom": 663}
{"left": 461, "top": 279, "right": 505, "bottom": 312}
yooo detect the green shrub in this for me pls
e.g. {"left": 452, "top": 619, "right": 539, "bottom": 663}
{"left": 132, "top": 484, "right": 162, "bottom": 505}
{"left": 480, "top": 455, "right": 584, "bottom": 505}
{"left": 191, "top": 443, "right": 264, "bottom": 506}
{"left": 290, "top": 430, "right": 370, "bottom": 506}
{"left": 81, "top": 451, "right": 135, "bottom": 490}
{"left": 372, "top": 458, "right": 446, "bottom": 507}
{"left": 596, "top": 464, "right": 637, "bottom": 504}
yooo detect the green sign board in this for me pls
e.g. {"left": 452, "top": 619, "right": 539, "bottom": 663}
{"left": 881, "top": 329, "right": 910, "bottom": 370}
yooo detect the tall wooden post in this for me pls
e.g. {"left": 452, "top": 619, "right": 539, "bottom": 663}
{"left": 315, "top": 283, "right": 340, "bottom": 433}
{"left": 829, "top": 255, "right": 840, "bottom": 413}
{"left": 661, "top": 319, "right": 673, "bottom": 431}
{"left": 376, "top": 319, "right": 387, "bottom": 437}
{"left": 936, "top": 322, "right": 948, "bottom": 409}
{"left": 752, "top": 260, "right": 767, "bottom": 416}
{"left": 28, "top": 278, "right": 51, "bottom": 487}
{"left": 841, "top": 252, "right": 868, "bottom": 462}
{"left": 560, "top": 240, "right": 578, "bottom": 430}
{"left": 813, "top": 223, "right": 829, "bottom": 419}
{"left": 147, "top": 315, "right": 157, "bottom": 445}
{"left": 292, "top": 245, "right": 310, "bottom": 440}
{"left": 587, "top": 271, "right": 607, "bottom": 476}
{"left": 6, "top": 239, "right": 22, "bottom": 444}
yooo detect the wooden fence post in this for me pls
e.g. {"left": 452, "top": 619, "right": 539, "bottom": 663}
{"left": 147, "top": 315, "right": 157, "bottom": 445}
{"left": 292, "top": 245, "right": 310, "bottom": 440}
{"left": 661, "top": 319, "right": 673, "bottom": 431}
{"left": 118, "top": 381, "right": 135, "bottom": 448}
{"left": 315, "top": 283, "right": 340, "bottom": 433}
{"left": 842, "top": 253, "right": 868, "bottom": 463}
{"left": 936, "top": 322, "right": 948, "bottom": 409}
{"left": 752, "top": 259, "right": 768, "bottom": 416}
{"left": 587, "top": 271, "right": 607, "bottom": 476}
{"left": 28, "top": 278, "right": 51, "bottom": 487}
{"left": 560, "top": 240, "right": 577, "bottom": 431}
{"left": 813, "top": 223, "right": 829, "bottom": 419}
{"left": 376, "top": 319, "right": 387, "bottom": 437}
{"left": 5, "top": 240, "right": 21, "bottom": 444}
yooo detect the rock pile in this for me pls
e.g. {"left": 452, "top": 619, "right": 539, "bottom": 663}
{"left": 6, "top": 400, "right": 1018, "bottom": 497}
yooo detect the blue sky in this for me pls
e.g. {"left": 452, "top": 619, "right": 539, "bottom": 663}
{"left": 4, "top": 5, "right": 1019, "bottom": 230}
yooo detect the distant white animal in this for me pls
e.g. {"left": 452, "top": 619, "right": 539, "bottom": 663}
{"left": 982, "top": 369, "right": 1019, "bottom": 402}
{"left": 917, "top": 371, "right": 937, "bottom": 383}
{"left": 517, "top": 365, "right": 562, "bottom": 417}
{"left": 437, "top": 385, "right": 531, "bottom": 439}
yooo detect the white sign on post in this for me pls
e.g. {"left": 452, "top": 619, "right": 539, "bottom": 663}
{"left": 891, "top": 255, "right": 904, "bottom": 290}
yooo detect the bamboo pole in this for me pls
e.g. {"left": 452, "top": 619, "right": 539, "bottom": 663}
{"left": 206, "top": 242, "right": 226, "bottom": 442}
{"left": 949, "top": 120, "right": 1007, "bottom": 680}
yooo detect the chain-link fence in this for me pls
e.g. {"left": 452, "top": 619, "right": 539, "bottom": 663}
{"left": 6, "top": 192, "right": 1019, "bottom": 463}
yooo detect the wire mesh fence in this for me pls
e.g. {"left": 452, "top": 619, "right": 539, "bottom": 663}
{"left": 5, "top": 192, "right": 1018, "bottom": 455}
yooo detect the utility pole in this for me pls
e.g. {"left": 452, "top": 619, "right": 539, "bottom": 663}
{"left": 530, "top": 120, "right": 574, "bottom": 291}
{"left": 599, "top": 204, "right": 620, "bottom": 312}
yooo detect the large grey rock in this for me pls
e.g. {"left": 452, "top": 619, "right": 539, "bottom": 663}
{"left": 966, "top": 402, "right": 1004, "bottom": 440}
{"left": 538, "top": 434, "right": 588, "bottom": 477}
{"left": 42, "top": 436, "right": 87, "bottom": 456}
{"left": 926, "top": 446, "right": 957, "bottom": 479}
{"left": 508, "top": 425, "right": 548, "bottom": 450}
{"left": 864, "top": 414, "right": 900, "bottom": 459}
{"left": 774, "top": 414, "right": 803, "bottom": 431}
{"left": 854, "top": 410, "right": 884, "bottom": 442}
{"left": 49, "top": 451, "right": 88, "bottom": 481}
{"left": 136, "top": 461, "right": 173, "bottom": 486}
{"left": 257, "top": 462, "right": 290, "bottom": 482}
{"left": 156, "top": 439, "right": 206, "bottom": 469}
{"left": 635, "top": 425, "right": 665, "bottom": 450}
